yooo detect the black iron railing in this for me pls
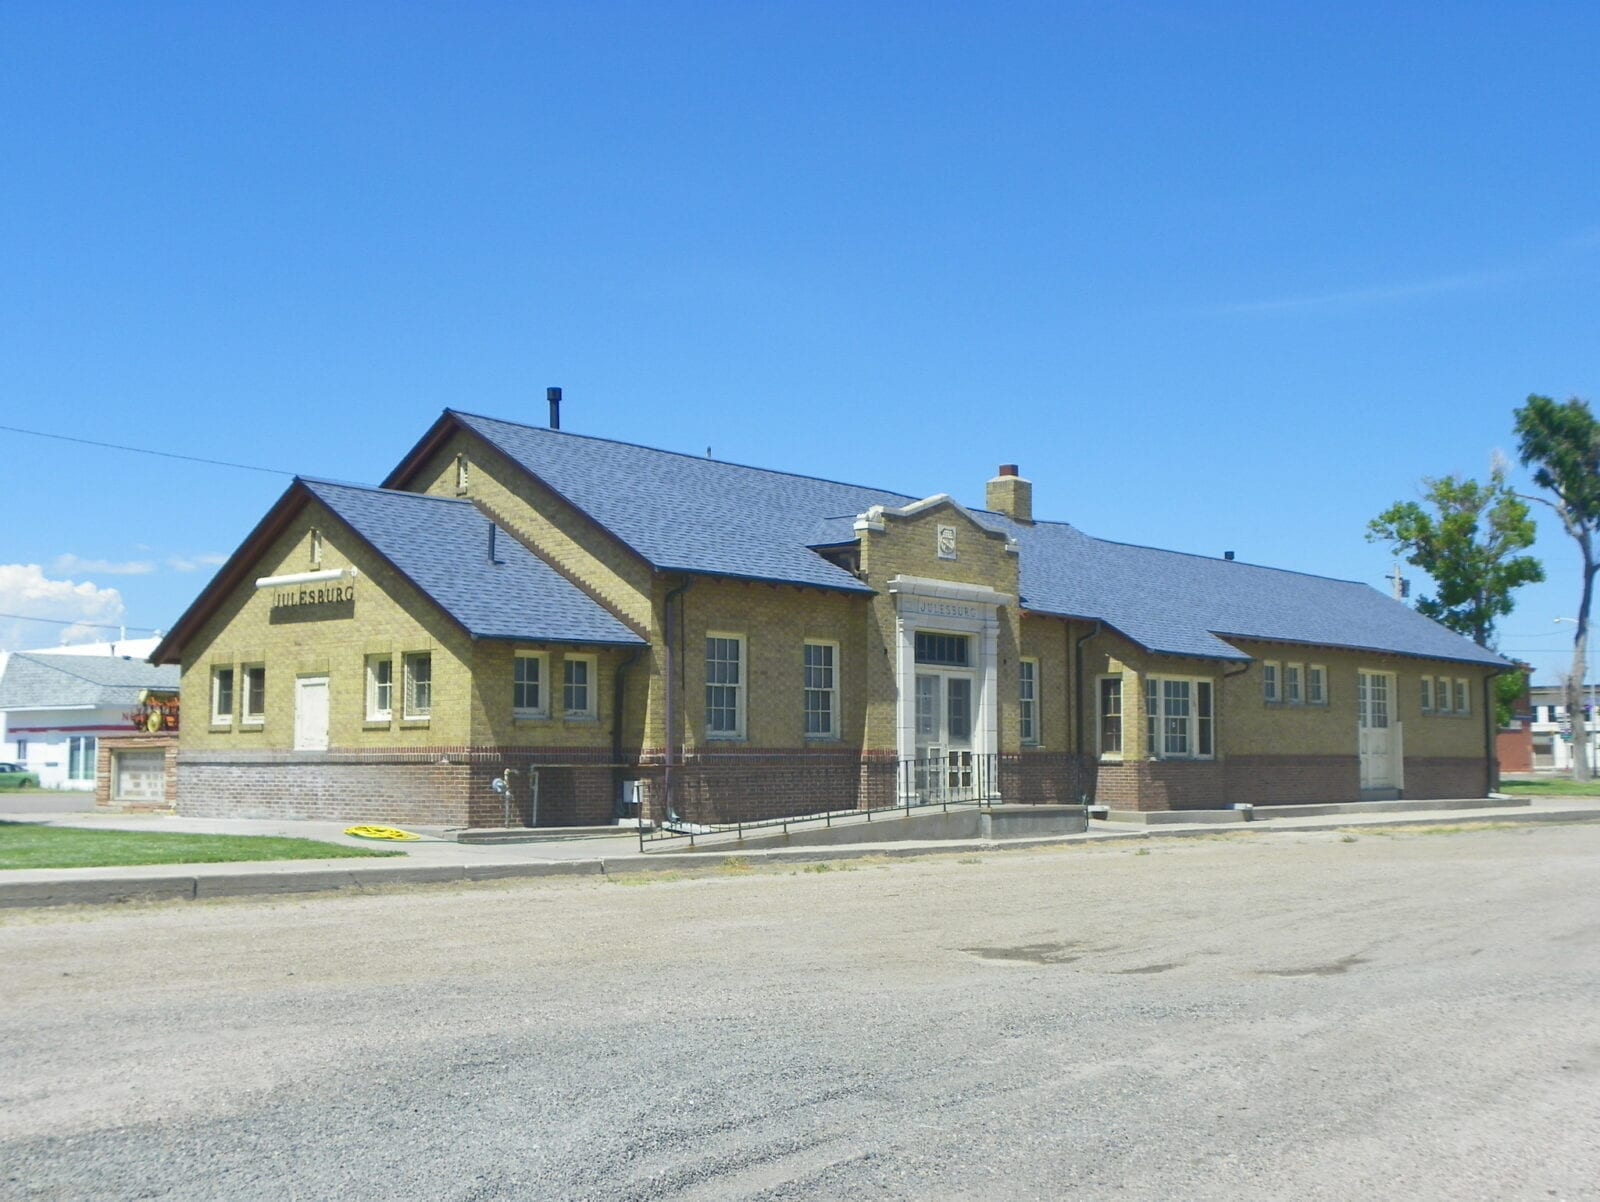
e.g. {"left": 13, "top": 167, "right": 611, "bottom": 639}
{"left": 638, "top": 751, "right": 1003, "bottom": 851}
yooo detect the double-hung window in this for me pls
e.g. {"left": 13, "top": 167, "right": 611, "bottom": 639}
{"left": 1145, "top": 676, "right": 1215, "bottom": 759}
{"left": 1098, "top": 677, "right": 1123, "bottom": 758}
{"left": 366, "top": 655, "right": 393, "bottom": 721}
{"left": 1262, "top": 662, "right": 1280, "bottom": 703}
{"left": 242, "top": 666, "right": 266, "bottom": 725}
{"left": 1421, "top": 676, "right": 1434, "bottom": 712}
{"left": 563, "top": 655, "right": 596, "bottom": 718}
{"left": 1019, "top": 659, "right": 1039, "bottom": 745}
{"left": 1454, "top": 678, "right": 1469, "bottom": 715}
{"left": 1307, "top": 664, "right": 1326, "bottom": 705}
{"left": 514, "top": 652, "right": 547, "bottom": 718}
{"left": 211, "top": 666, "right": 235, "bottom": 725}
{"left": 403, "top": 652, "right": 432, "bottom": 719}
{"left": 1435, "top": 676, "right": 1452, "bottom": 714}
{"left": 803, "top": 641, "right": 837, "bottom": 738}
{"left": 1284, "top": 664, "right": 1302, "bottom": 705}
{"left": 705, "top": 634, "right": 745, "bottom": 739}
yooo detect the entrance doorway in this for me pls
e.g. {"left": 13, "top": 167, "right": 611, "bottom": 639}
{"left": 913, "top": 670, "right": 976, "bottom": 801}
{"left": 1358, "top": 670, "right": 1397, "bottom": 790}
{"left": 294, "top": 676, "right": 330, "bottom": 752}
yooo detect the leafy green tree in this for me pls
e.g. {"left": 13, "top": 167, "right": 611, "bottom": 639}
{"left": 1515, "top": 394, "right": 1600, "bottom": 781}
{"left": 1366, "top": 464, "right": 1543, "bottom": 648}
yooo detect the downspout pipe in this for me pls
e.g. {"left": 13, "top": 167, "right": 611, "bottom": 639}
{"left": 1073, "top": 621, "right": 1102, "bottom": 802}
{"left": 611, "top": 646, "right": 641, "bottom": 819}
{"left": 662, "top": 576, "right": 693, "bottom": 824}
{"left": 1483, "top": 670, "right": 1498, "bottom": 797}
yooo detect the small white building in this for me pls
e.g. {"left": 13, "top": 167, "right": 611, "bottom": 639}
{"left": 1528, "top": 682, "right": 1599, "bottom": 774}
{"left": 0, "top": 644, "right": 178, "bottom": 790}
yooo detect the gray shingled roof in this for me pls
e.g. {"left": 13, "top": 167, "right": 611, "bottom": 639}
{"left": 0, "top": 653, "right": 179, "bottom": 710}
{"left": 447, "top": 411, "right": 1508, "bottom": 669}
{"left": 453, "top": 411, "right": 913, "bottom": 592}
{"left": 969, "top": 514, "right": 1509, "bottom": 667}
{"left": 303, "top": 480, "right": 646, "bottom": 647}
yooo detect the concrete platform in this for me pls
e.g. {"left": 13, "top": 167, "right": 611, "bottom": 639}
{"left": 1105, "top": 796, "right": 1533, "bottom": 825}
{"left": 687, "top": 804, "right": 1089, "bottom": 851}
{"left": 4, "top": 795, "right": 1598, "bottom": 910}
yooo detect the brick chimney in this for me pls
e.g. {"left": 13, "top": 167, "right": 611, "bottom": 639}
{"left": 986, "top": 464, "right": 1033, "bottom": 524}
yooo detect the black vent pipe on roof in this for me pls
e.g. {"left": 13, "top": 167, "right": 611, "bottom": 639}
{"left": 548, "top": 386, "right": 562, "bottom": 430}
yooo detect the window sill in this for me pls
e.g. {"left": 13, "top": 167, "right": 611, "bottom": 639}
{"left": 239, "top": 721, "right": 265, "bottom": 731}
{"left": 209, "top": 722, "right": 233, "bottom": 732}
{"left": 1098, "top": 754, "right": 1124, "bottom": 763}
{"left": 363, "top": 719, "right": 392, "bottom": 729}
{"left": 562, "top": 714, "right": 599, "bottom": 723}
{"left": 705, "top": 733, "right": 746, "bottom": 742}
{"left": 804, "top": 733, "right": 841, "bottom": 743}
{"left": 513, "top": 713, "right": 550, "bottom": 723}
{"left": 400, "top": 718, "right": 431, "bottom": 728}
{"left": 1021, "top": 741, "right": 1042, "bottom": 750}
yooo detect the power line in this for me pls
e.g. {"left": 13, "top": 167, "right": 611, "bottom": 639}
{"left": 0, "top": 611, "right": 161, "bottom": 633}
{"left": 0, "top": 423, "right": 295, "bottom": 476}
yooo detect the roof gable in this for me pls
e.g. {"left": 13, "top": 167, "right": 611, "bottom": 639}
{"left": 437, "top": 411, "right": 913, "bottom": 593}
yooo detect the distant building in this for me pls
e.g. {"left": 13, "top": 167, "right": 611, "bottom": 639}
{"left": 1528, "top": 682, "right": 1599, "bottom": 773}
{"left": 0, "top": 649, "right": 178, "bottom": 791}
{"left": 151, "top": 407, "right": 1510, "bottom": 828}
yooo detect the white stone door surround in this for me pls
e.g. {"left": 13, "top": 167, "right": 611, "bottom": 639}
{"left": 888, "top": 575, "right": 1012, "bottom": 770}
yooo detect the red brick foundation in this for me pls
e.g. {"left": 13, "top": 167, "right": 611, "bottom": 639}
{"left": 177, "top": 746, "right": 621, "bottom": 828}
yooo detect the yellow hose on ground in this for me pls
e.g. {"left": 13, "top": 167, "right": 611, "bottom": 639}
{"left": 344, "top": 825, "right": 422, "bottom": 841}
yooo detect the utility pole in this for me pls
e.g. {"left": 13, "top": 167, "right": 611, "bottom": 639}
{"left": 1389, "top": 563, "right": 1409, "bottom": 601}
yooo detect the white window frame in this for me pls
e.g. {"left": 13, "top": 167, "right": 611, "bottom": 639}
{"left": 1097, "top": 675, "right": 1123, "bottom": 760}
{"left": 803, "top": 640, "right": 838, "bottom": 739}
{"left": 211, "top": 666, "right": 235, "bottom": 726}
{"left": 68, "top": 735, "right": 96, "bottom": 782}
{"left": 455, "top": 453, "right": 470, "bottom": 493}
{"left": 1307, "top": 664, "right": 1327, "bottom": 706}
{"left": 1284, "top": 663, "right": 1303, "bottom": 705}
{"left": 513, "top": 651, "right": 549, "bottom": 719}
{"left": 241, "top": 665, "right": 266, "bottom": 726}
{"left": 562, "top": 654, "right": 597, "bottom": 719}
{"left": 1262, "top": 661, "right": 1281, "bottom": 703}
{"left": 1421, "top": 676, "right": 1434, "bottom": 713}
{"left": 1435, "top": 675, "right": 1452, "bottom": 714}
{"left": 1019, "top": 657, "right": 1040, "bottom": 746}
{"left": 1145, "top": 675, "right": 1216, "bottom": 761}
{"left": 365, "top": 654, "right": 394, "bottom": 722}
{"left": 1454, "top": 678, "right": 1470, "bottom": 715}
{"left": 705, "top": 632, "right": 746, "bottom": 740}
{"left": 403, "top": 652, "right": 433, "bottom": 720}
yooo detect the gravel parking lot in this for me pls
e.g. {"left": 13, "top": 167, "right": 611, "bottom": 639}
{"left": 3, "top": 823, "right": 1597, "bottom": 1200}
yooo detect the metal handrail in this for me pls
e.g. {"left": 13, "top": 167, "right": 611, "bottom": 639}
{"left": 637, "top": 752, "right": 1004, "bottom": 851}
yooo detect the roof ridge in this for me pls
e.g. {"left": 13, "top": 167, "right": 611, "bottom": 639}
{"left": 449, "top": 409, "right": 922, "bottom": 502}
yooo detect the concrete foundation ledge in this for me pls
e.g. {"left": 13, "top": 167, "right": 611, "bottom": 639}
{"left": 1103, "top": 809, "right": 1247, "bottom": 825}
{"left": 454, "top": 826, "right": 637, "bottom": 844}
{"left": 1248, "top": 796, "right": 1531, "bottom": 819}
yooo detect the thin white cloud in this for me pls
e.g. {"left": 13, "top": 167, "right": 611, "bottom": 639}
{"left": 1210, "top": 230, "right": 1598, "bottom": 316}
{"left": 165, "top": 553, "right": 227, "bottom": 573}
{"left": 1212, "top": 264, "right": 1536, "bottom": 316}
{"left": 0, "top": 563, "right": 125, "bottom": 651}
{"left": 51, "top": 553, "right": 156, "bottom": 577}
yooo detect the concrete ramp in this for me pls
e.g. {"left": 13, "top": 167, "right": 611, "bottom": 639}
{"left": 670, "top": 804, "right": 1088, "bottom": 852}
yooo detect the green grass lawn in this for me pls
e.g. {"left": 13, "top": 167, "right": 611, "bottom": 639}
{"left": 0, "top": 822, "right": 405, "bottom": 870}
{"left": 1499, "top": 778, "right": 1600, "bottom": 798}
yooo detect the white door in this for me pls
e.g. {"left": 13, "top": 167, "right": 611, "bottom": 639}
{"left": 1358, "top": 671, "right": 1395, "bottom": 789}
{"left": 913, "top": 671, "right": 976, "bottom": 801}
{"left": 294, "top": 676, "right": 330, "bottom": 751}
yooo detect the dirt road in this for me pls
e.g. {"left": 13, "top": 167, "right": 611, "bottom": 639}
{"left": 3, "top": 824, "right": 1597, "bottom": 1200}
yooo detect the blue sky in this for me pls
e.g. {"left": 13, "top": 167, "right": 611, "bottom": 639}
{"left": 1, "top": 2, "right": 1595, "bottom": 683}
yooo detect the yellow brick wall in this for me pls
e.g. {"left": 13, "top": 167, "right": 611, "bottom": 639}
{"left": 1220, "top": 639, "right": 1494, "bottom": 760}
{"left": 1019, "top": 613, "right": 1072, "bottom": 752}
{"left": 470, "top": 641, "right": 644, "bottom": 750}
{"left": 668, "top": 575, "right": 869, "bottom": 751}
{"left": 1075, "top": 629, "right": 1494, "bottom": 763}
{"left": 408, "top": 429, "right": 655, "bottom": 631}
{"left": 179, "top": 500, "right": 475, "bottom": 750}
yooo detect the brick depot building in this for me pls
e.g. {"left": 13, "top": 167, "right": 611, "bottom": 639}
{"left": 152, "top": 407, "right": 1509, "bottom": 827}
